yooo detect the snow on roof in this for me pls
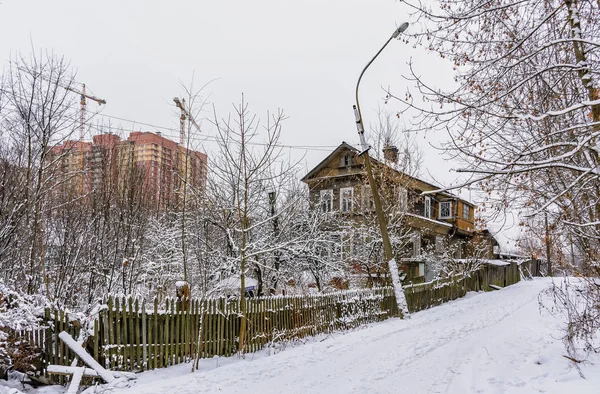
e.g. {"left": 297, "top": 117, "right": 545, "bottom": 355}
{"left": 213, "top": 276, "right": 258, "bottom": 291}
{"left": 484, "top": 259, "right": 511, "bottom": 266}
{"left": 453, "top": 258, "right": 528, "bottom": 266}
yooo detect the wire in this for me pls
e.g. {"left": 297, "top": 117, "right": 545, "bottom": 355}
{"left": 1, "top": 85, "right": 353, "bottom": 152}
{"left": 87, "top": 112, "right": 351, "bottom": 152}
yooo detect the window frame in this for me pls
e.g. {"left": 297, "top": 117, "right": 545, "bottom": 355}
{"left": 320, "top": 189, "right": 333, "bottom": 213}
{"left": 463, "top": 204, "right": 471, "bottom": 220}
{"left": 439, "top": 201, "right": 453, "bottom": 219}
{"left": 424, "top": 196, "right": 432, "bottom": 218}
{"left": 362, "top": 185, "right": 375, "bottom": 211}
{"left": 341, "top": 154, "right": 353, "bottom": 167}
{"left": 412, "top": 232, "right": 421, "bottom": 257}
{"left": 398, "top": 186, "right": 408, "bottom": 211}
{"left": 340, "top": 187, "right": 354, "bottom": 213}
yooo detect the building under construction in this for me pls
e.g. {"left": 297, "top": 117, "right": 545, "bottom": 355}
{"left": 48, "top": 131, "right": 207, "bottom": 210}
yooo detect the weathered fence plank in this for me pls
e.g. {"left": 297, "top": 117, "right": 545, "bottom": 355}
{"left": 22, "top": 263, "right": 531, "bottom": 376}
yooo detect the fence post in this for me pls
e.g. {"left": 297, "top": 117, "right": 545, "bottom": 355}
{"left": 141, "top": 299, "right": 147, "bottom": 370}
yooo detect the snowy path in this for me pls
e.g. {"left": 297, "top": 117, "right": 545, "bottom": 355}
{"left": 121, "top": 279, "right": 599, "bottom": 394}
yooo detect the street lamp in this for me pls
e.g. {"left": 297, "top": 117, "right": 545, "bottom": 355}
{"left": 353, "top": 22, "right": 409, "bottom": 267}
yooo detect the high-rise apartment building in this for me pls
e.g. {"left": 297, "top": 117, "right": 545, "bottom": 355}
{"left": 48, "top": 131, "right": 207, "bottom": 209}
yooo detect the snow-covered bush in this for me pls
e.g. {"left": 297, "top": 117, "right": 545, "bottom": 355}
{"left": 0, "top": 283, "right": 46, "bottom": 378}
{"left": 543, "top": 276, "right": 600, "bottom": 376}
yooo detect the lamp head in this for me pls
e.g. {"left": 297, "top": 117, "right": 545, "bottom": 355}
{"left": 391, "top": 22, "right": 409, "bottom": 39}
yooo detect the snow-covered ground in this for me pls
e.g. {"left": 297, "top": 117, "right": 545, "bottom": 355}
{"left": 115, "top": 278, "right": 599, "bottom": 394}
{"left": 3, "top": 278, "right": 597, "bottom": 393}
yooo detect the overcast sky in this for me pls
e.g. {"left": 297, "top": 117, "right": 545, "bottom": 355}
{"left": 0, "top": 0, "right": 520, "bottom": 248}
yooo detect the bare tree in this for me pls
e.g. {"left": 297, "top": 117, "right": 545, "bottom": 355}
{"left": 392, "top": 0, "right": 600, "bottom": 359}
{"left": 0, "top": 52, "right": 79, "bottom": 296}
{"left": 391, "top": 0, "right": 599, "bottom": 263}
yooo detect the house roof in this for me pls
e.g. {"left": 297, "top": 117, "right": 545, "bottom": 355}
{"left": 300, "top": 141, "right": 357, "bottom": 182}
{"left": 301, "top": 142, "right": 473, "bottom": 205}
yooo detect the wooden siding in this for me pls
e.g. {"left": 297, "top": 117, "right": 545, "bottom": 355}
{"left": 303, "top": 145, "right": 477, "bottom": 237}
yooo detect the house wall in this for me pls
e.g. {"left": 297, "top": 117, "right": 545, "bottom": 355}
{"left": 302, "top": 144, "right": 490, "bottom": 283}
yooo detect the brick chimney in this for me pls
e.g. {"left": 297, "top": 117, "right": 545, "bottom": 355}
{"left": 383, "top": 145, "right": 399, "bottom": 163}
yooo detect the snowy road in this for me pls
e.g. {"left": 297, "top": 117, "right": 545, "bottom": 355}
{"left": 122, "top": 279, "right": 599, "bottom": 394}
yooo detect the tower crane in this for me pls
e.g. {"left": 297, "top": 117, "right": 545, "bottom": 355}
{"left": 66, "top": 84, "right": 106, "bottom": 140}
{"left": 173, "top": 97, "right": 202, "bottom": 145}
{"left": 15, "top": 66, "right": 106, "bottom": 140}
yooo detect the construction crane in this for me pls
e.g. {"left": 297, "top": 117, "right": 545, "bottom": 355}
{"left": 15, "top": 66, "right": 106, "bottom": 140}
{"left": 65, "top": 83, "right": 106, "bottom": 140}
{"left": 173, "top": 97, "right": 202, "bottom": 145}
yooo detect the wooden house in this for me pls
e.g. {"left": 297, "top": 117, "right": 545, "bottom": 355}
{"left": 301, "top": 142, "right": 486, "bottom": 283}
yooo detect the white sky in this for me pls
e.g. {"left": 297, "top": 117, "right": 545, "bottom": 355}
{"left": 0, "top": 0, "right": 520, "bottom": 249}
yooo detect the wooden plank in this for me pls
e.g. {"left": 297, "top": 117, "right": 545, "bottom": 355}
{"left": 153, "top": 298, "right": 158, "bottom": 370}
{"left": 93, "top": 319, "right": 99, "bottom": 364}
{"left": 184, "top": 299, "right": 189, "bottom": 360}
{"left": 171, "top": 298, "right": 176, "bottom": 364}
{"left": 209, "top": 299, "right": 216, "bottom": 357}
{"left": 175, "top": 299, "right": 180, "bottom": 364}
{"left": 133, "top": 298, "right": 146, "bottom": 371}
{"left": 44, "top": 309, "right": 52, "bottom": 378}
{"left": 165, "top": 299, "right": 171, "bottom": 367}
{"left": 199, "top": 300, "right": 206, "bottom": 359}
{"left": 216, "top": 298, "right": 223, "bottom": 356}
{"left": 107, "top": 296, "right": 114, "bottom": 370}
{"left": 140, "top": 299, "right": 146, "bottom": 370}
{"left": 57, "top": 331, "right": 114, "bottom": 383}
{"left": 189, "top": 300, "right": 195, "bottom": 360}
{"left": 196, "top": 300, "right": 202, "bottom": 360}
{"left": 182, "top": 298, "right": 188, "bottom": 360}
{"left": 247, "top": 298, "right": 253, "bottom": 353}
{"left": 252, "top": 298, "right": 258, "bottom": 351}
{"left": 225, "top": 299, "right": 231, "bottom": 357}
{"left": 65, "top": 366, "right": 83, "bottom": 394}
{"left": 128, "top": 297, "right": 134, "bottom": 371}
{"left": 59, "top": 310, "right": 65, "bottom": 368}
{"left": 115, "top": 298, "right": 122, "bottom": 370}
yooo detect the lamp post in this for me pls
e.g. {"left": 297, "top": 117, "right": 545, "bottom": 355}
{"left": 353, "top": 22, "right": 410, "bottom": 315}
{"left": 354, "top": 22, "right": 409, "bottom": 265}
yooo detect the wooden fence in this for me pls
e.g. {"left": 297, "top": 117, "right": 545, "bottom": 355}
{"left": 404, "top": 272, "right": 481, "bottom": 313}
{"left": 16, "top": 309, "right": 80, "bottom": 385}
{"left": 86, "top": 287, "right": 397, "bottom": 372}
{"left": 404, "top": 261, "right": 524, "bottom": 313}
{"left": 17, "top": 259, "right": 535, "bottom": 376}
{"left": 519, "top": 258, "right": 546, "bottom": 278}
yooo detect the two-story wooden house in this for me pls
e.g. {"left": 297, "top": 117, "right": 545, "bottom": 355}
{"left": 301, "top": 142, "right": 483, "bottom": 283}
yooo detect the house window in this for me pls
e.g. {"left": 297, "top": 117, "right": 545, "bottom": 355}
{"left": 341, "top": 233, "right": 353, "bottom": 259}
{"left": 340, "top": 187, "right": 354, "bottom": 212}
{"left": 439, "top": 201, "right": 452, "bottom": 219}
{"left": 398, "top": 187, "right": 408, "bottom": 211}
{"left": 320, "top": 189, "right": 333, "bottom": 213}
{"left": 435, "top": 236, "right": 444, "bottom": 253}
{"left": 412, "top": 232, "right": 421, "bottom": 257}
{"left": 341, "top": 154, "right": 353, "bottom": 167}
{"left": 424, "top": 196, "right": 432, "bottom": 218}
{"left": 418, "top": 263, "right": 425, "bottom": 277}
{"left": 454, "top": 244, "right": 462, "bottom": 259}
{"left": 463, "top": 204, "right": 471, "bottom": 220}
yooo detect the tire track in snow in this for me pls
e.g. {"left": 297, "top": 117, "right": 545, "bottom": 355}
{"left": 121, "top": 280, "right": 552, "bottom": 394}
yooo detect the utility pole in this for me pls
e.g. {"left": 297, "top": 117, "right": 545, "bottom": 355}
{"left": 353, "top": 22, "right": 410, "bottom": 317}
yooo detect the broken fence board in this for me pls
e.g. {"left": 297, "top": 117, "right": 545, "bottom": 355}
{"left": 58, "top": 331, "right": 115, "bottom": 383}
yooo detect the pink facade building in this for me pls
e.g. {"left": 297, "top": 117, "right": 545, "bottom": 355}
{"left": 49, "top": 132, "right": 207, "bottom": 209}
